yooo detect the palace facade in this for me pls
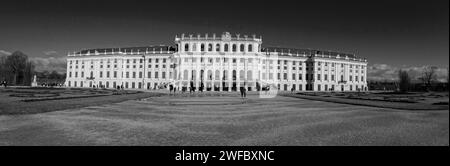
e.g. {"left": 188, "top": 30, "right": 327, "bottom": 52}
{"left": 65, "top": 32, "right": 368, "bottom": 92}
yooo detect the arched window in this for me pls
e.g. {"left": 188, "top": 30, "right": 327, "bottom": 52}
{"left": 232, "top": 70, "right": 237, "bottom": 80}
{"left": 215, "top": 70, "right": 220, "bottom": 80}
{"left": 216, "top": 44, "right": 220, "bottom": 52}
{"left": 240, "top": 44, "right": 245, "bottom": 52}
{"left": 208, "top": 44, "right": 213, "bottom": 52}
{"left": 207, "top": 70, "right": 213, "bottom": 80}
{"left": 200, "top": 70, "right": 204, "bottom": 80}
{"left": 223, "top": 70, "right": 228, "bottom": 80}
{"left": 247, "top": 71, "right": 253, "bottom": 80}
{"left": 224, "top": 44, "right": 229, "bottom": 52}
{"left": 239, "top": 70, "right": 245, "bottom": 80}
{"left": 184, "top": 44, "right": 189, "bottom": 52}
{"left": 248, "top": 44, "right": 253, "bottom": 52}
{"left": 232, "top": 44, "right": 237, "bottom": 52}
{"left": 201, "top": 44, "right": 205, "bottom": 52}
{"left": 192, "top": 70, "right": 196, "bottom": 80}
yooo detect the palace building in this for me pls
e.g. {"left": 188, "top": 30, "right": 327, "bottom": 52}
{"left": 65, "top": 32, "right": 368, "bottom": 92}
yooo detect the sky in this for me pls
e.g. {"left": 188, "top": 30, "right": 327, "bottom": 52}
{"left": 0, "top": 0, "right": 448, "bottom": 81}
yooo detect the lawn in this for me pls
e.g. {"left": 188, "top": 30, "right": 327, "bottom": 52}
{"left": 285, "top": 91, "right": 449, "bottom": 110}
{"left": 0, "top": 94, "right": 448, "bottom": 146}
{"left": 0, "top": 87, "right": 164, "bottom": 115}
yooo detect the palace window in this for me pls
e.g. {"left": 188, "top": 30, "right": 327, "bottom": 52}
{"left": 224, "top": 44, "right": 229, "bottom": 52}
{"left": 208, "top": 44, "right": 213, "bottom": 52}
{"left": 240, "top": 44, "right": 245, "bottom": 52}
{"left": 232, "top": 44, "right": 237, "bottom": 52}
{"left": 216, "top": 44, "right": 220, "bottom": 52}
{"left": 201, "top": 44, "right": 205, "bottom": 52}
{"left": 248, "top": 44, "right": 253, "bottom": 52}
{"left": 184, "top": 44, "right": 189, "bottom": 51}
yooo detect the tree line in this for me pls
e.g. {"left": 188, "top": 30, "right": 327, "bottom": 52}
{"left": 397, "top": 66, "right": 449, "bottom": 93}
{"left": 0, "top": 51, "right": 34, "bottom": 86}
{"left": 0, "top": 51, "right": 66, "bottom": 86}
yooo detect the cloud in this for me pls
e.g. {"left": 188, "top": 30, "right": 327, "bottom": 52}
{"left": 30, "top": 57, "right": 67, "bottom": 73}
{"left": 29, "top": 51, "right": 67, "bottom": 73}
{"left": 0, "top": 50, "right": 12, "bottom": 56}
{"left": 368, "top": 64, "right": 448, "bottom": 82}
{"left": 43, "top": 50, "right": 58, "bottom": 57}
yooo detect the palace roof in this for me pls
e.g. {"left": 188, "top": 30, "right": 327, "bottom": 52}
{"left": 261, "top": 47, "right": 356, "bottom": 59}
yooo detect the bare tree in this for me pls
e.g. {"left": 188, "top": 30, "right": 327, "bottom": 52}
{"left": 419, "top": 66, "right": 437, "bottom": 91}
{"left": 398, "top": 70, "right": 410, "bottom": 93}
{"left": 0, "top": 56, "right": 7, "bottom": 81}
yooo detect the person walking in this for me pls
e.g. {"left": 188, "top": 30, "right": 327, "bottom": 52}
{"left": 243, "top": 87, "right": 247, "bottom": 98}
{"left": 169, "top": 84, "right": 174, "bottom": 95}
{"left": 239, "top": 86, "right": 244, "bottom": 98}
